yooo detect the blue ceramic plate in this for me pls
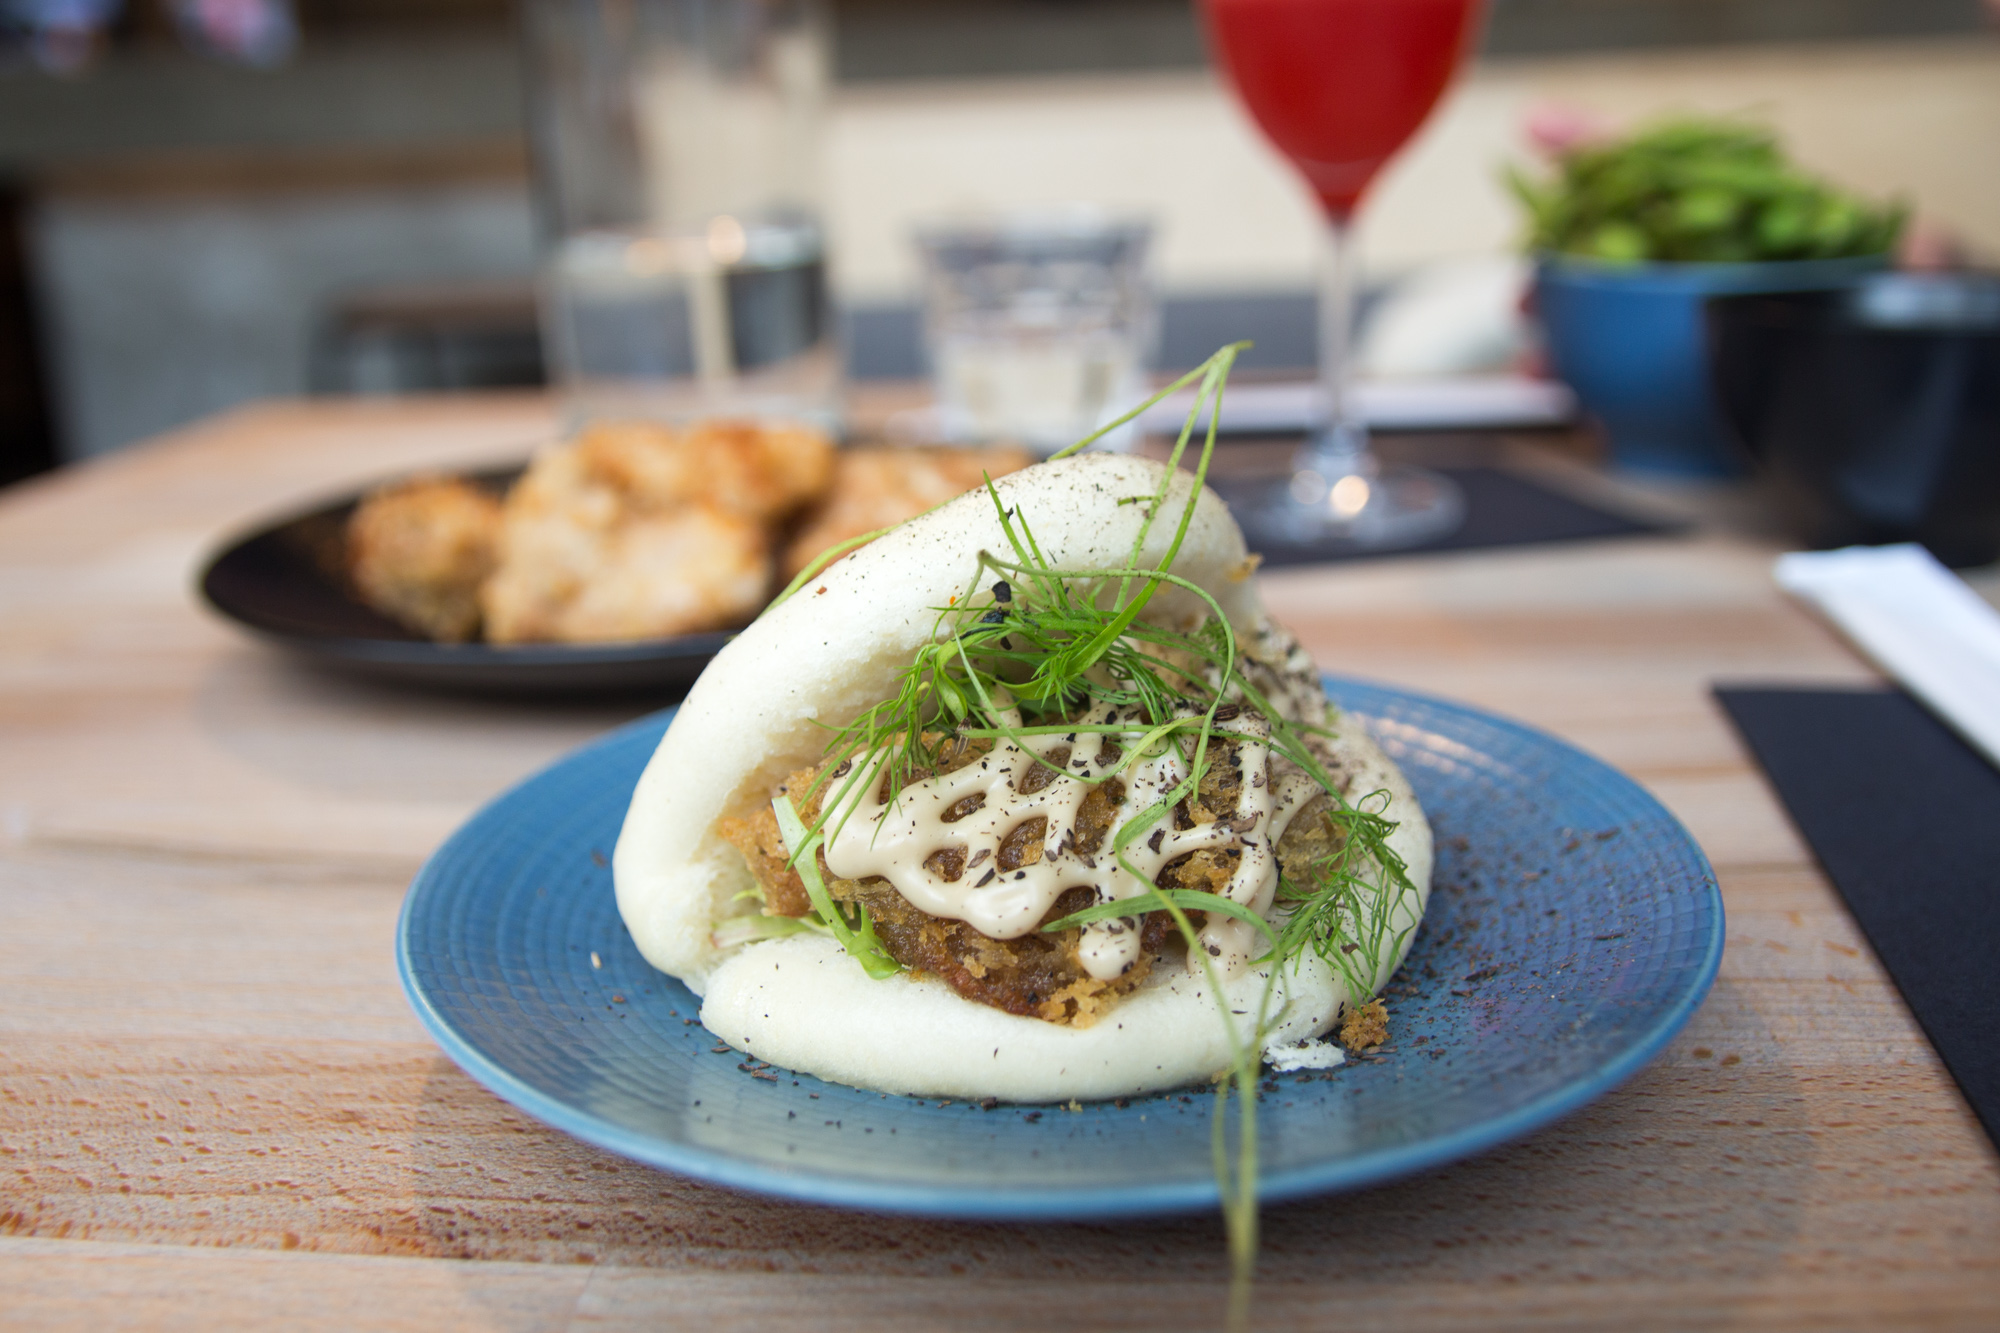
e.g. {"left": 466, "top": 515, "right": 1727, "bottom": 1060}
{"left": 397, "top": 677, "right": 1722, "bottom": 1219}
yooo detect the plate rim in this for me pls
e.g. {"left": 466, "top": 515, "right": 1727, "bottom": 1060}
{"left": 396, "top": 675, "right": 1724, "bottom": 1220}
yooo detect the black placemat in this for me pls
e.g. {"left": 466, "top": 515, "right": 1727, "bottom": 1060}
{"left": 1211, "top": 465, "right": 1677, "bottom": 568}
{"left": 1715, "top": 686, "right": 2000, "bottom": 1146}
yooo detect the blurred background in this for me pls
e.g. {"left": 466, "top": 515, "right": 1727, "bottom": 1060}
{"left": 0, "top": 0, "right": 1994, "bottom": 485}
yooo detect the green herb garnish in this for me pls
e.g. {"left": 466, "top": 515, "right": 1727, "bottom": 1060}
{"left": 767, "top": 344, "right": 1420, "bottom": 1331}
{"left": 773, "top": 793, "right": 901, "bottom": 980}
{"left": 1508, "top": 116, "right": 1904, "bottom": 264}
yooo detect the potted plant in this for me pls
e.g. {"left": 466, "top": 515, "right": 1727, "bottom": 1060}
{"left": 1510, "top": 117, "right": 1904, "bottom": 475}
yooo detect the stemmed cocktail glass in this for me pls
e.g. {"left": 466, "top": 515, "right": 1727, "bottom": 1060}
{"left": 1202, "top": 0, "right": 1486, "bottom": 550}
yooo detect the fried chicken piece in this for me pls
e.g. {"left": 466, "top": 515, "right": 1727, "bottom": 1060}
{"left": 568, "top": 418, "right": 835, "bottom": 521}
{"left": 716, "top": 764, "right": 820, "bottom": 920}
{"left": 780, "top": 445, "right": 1033, "bottom": 578}
{"left": 477, "top": 417, "right": 829, "bottom": 644}
{"left": 346, "top": 476, "right": 502, "bottom": 642}
{"left": 721, "top": 749, "right": 1180, "bottom": 1027}
{"left": 482, "top": 501, "right": 770, "bottom": 644}
{"left": 717, "top": 741, "right": 992, "bottom": 922}
{"left": 835, "top": 878, "right": 1176, "bottom": 1026}
{"left": 715, "top": 824, "right": 1165, "bottom": 1027}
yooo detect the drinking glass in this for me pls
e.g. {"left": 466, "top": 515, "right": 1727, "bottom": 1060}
{"left": 1201, "top": 0, "right": 1485, "bottom": 550}
{"left": 521, "top": 0, "right": 838, "bottom": 431}
{"left": 916, "top": 213, "right": 1156, "bottom": 454}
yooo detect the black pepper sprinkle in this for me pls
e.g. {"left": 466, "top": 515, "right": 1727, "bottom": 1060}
{"left": 975, "top": 870, "right": 995, "bottom": 887}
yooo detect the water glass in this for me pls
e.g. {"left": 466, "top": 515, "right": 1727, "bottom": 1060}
{"left": 521, "top": 0, "right": 838, "bottom": 430}
{"left": 916, "top": 214, "right": 1155, "bottom": 454}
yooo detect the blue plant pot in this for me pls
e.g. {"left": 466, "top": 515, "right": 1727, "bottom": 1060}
{"left": 1535, "top": 254, "right": 1887, "bottom": 476}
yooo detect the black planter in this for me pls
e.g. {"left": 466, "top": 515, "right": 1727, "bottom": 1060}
{"left": 1706, "top": 273, "right": 2000, "bottom": 568}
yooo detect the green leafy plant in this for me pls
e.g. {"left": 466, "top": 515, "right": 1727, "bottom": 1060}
{"left": 755, "top": 346, "right": 1422, "bottom": 1330}
{"left": 1507, "top": 116, "right": 1904, "bottom": 264}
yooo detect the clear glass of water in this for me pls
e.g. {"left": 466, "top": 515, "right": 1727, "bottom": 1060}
{"left": 521, "top": 0, "right": 839, "bottom": 430}
{"left": 916, "top": 213, "right": 1156, "bottom": 454}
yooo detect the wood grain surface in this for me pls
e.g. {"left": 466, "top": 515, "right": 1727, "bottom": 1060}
{"left": 2, "top": 395, "right": 1996, "bottom": 1330}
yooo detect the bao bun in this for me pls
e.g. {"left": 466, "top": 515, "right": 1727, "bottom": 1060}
{"left": 613, "top": 453, "right": 1431, "bottom": 1101}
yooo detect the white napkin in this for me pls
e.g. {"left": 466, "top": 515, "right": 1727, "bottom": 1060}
{"left": 1775, "top": 544, "right": 2000, "bottom": 771}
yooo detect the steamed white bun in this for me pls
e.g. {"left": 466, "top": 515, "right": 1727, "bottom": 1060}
{"left": 613, "top": 453, "right": 1431, "bottom": 1100}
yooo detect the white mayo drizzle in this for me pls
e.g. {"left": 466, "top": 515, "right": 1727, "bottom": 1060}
{"left": 800, "top": 698, "right": 1326, "bottom": 980}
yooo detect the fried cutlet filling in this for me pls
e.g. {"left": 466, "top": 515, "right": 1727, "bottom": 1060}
{"left": 717, "top": 728, "right": 1347, "bottom": 1027}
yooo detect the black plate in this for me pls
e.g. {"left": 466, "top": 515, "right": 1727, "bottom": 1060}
{"left": 198, "top": 468, "right": 740, "bottom": 696}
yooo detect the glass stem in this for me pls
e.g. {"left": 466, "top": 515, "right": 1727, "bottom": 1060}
{"left": 1299, "top": 214, "right": 1368, "bottom": 479}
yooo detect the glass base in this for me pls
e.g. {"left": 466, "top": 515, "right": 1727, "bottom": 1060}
{"left": 1232, "top": 463, "right": 1466, "bottom": 555}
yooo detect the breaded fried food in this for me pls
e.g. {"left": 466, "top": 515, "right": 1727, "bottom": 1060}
{"left": 716, "top": 735, "right": 1352, "bottom": 1030}
{"left": 482, "top": 500, "right": 770, "bottom": 644}
{"left": 345, "top": 476, "right": 501, "bottom": 642}
{"left": 476, "top": 416, "right": 833, "bottom": 644}
{"left": 715, "top": 740, "right": 1156, "bottom": 1026}
{"left": 780, "top": 445, "right": 1032, "bottom": 578}
{"left": 570, "top": 418, "right": 834, "bottom": 522}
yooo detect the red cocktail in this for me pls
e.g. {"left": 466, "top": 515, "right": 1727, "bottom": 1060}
{"left": 1207, "top": 0, "right": 1481, "bottom": 218}
{"left": 1203, "top": 0, "right": 1484, "bottom": 549}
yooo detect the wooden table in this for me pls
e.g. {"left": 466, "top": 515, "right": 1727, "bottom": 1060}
{"left": 3, "top": 395, "right": 1996, "bottom": 1330}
